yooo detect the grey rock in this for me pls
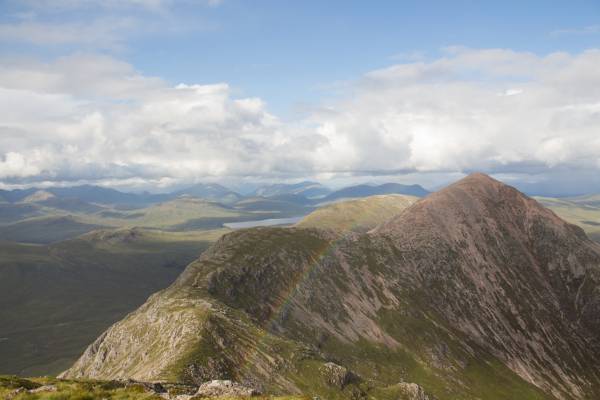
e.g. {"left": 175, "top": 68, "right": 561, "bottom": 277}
{"left": 29, "top": 385, "right": 58, "bottom": 394}
{"left": 395, "top": 382, "right": 432, "bottom": 400}
{"left": 320, "top": 362, "right": 354, "bottom": 389}
{"left": 195, "top": 380, "right": 260, "bottom": 397}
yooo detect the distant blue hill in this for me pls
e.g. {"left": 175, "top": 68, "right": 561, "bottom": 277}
{"left": 252, "top": 181, "right": 331, "bottom": 199}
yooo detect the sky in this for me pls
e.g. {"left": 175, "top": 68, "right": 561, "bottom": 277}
{"left": 0, "top": 0, "right": 599, "bottom": 195}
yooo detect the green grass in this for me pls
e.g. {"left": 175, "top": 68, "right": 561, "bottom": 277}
{"left": 0, "top": 216, "right": 102, "bottom": 244}
{"left": 65, "top": 198, "right": 246, "bottom": 230}
{"left": 0, "top": 376, "right": 257, "bottom": 400}
{"left": 296, "top": 195, "right": 417, "bottom": 233}
{"left": 536, "top": 196, "right": 600, "bottom": 240}
{"left": 233, "top": 197, "right": 311, "bottom": 217}
{"left": 0, "top": 197, "right": 248, "bottom": 244}
{"left": 0, "top": 228, "right": 226, "bottom": 377}
{"left": 0, "top": 375, "right": 310, "bottom": 400}
{"left": 0, "top": 194, "right": 316, "bottom": 377}
{"left": 0, "top": 203, "right": 43, "bottom": 224}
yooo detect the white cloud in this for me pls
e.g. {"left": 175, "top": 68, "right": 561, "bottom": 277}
{"left": 1, "top": 48, "right": 600, "bottom": 192}
{"left": 0, "top": 152, "right": 42, "bottom": 178}
{"left": 307, "top": 47, "right": 600, "bottom": 177}
{"left": 0, "top": 54, "right": 317, "bottom": 183}
{"left": 0, "top": 17, "right": 136, "bottom": 47}
{"left": 0, "top": 54, "right": 162, "bottom": 97}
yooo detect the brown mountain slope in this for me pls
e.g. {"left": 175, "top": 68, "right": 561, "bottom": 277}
{"left": 62, "top": 174, "right": 600, "bottom": 400}
{"left": 374, "top": 173, "right": 600, "bottom": 398}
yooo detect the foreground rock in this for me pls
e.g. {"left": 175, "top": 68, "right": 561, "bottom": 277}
{"left": 195, "top": 380, "right": 260, "bottom": 397}
{"left": 28, "top": 384, "right": 58, "bottom": 393}
{"left": 395, "top": 383, "right": 433, "bottom": 400}
{"left": 319, "top": 362, "right": 354, "bottom": 389}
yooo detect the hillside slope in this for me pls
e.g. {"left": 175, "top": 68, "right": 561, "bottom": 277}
{"left": 0, "top": 229, "right": 223, "bottom": 376}
{"left": 320, "top": 183, "right": 429, "bottom": 203}
{"left": 0, "top": 216, "right": 103, "bottom": 244}
{"left": 62, "top": 174, "right": 600, "bottom": 400}
{"left": 253, "top": 181, "right": 331, "bottom": 199}
{"left": 173, "top": 183, "right": 243, "bottom": 204}
{"left": 297, "top": 194, "right": 418, "bottom": 233}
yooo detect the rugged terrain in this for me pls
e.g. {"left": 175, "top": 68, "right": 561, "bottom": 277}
{"left": 61, "top": 174, "right": 600, "bottom": 400}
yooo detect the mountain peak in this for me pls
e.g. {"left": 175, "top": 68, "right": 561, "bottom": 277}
{"left": 426, "top": 172, "right": 519, "bottom": 206}
{"left": 450, "top": 172, "right": 507, "bottom": 193}
{"left": 375, "top": 171, "right": 583, "bottom": 243}
{"left": 463, "top": 171, "right": 497, "bottom": 181}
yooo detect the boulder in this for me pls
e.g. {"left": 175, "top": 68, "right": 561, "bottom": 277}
{"left": 6, "top": 387, "right": 26, "bottom": 399}
{"left": 195, "top": 380, "right": 260, "bottom": 397}
{"left": 29, "top": 385, "right": 58, "bottom": 393}
{"left": 319, "top": 362, "right": 354, "bottom": 389}
{"left": 396, "top": 382, "right": 432, "bottom": 400}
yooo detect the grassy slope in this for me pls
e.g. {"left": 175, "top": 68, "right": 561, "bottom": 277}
{"left": 67, "top": 196, "right": 307, "bottom": 231}
{"left": 0, "top": 228, "right": 226, "bottom": 376}
{"left": 0, "top": 376, "right": 307, "bottom": 400}
{"left": 0, "top": 194, "right": 312, "bottom": 376}
{"left": 536, "top": 196, "right": 600, "bottom": 241}
{"left": 0, "top": 192, "right": 314, "bottom": 246}
{"left": 233, "top": 197, "right": 311, "bottom": 217}
{"left": 0, "top": 216, "right": 103, "bottom": 244}
{"left": 75, "top": 198, "right": 246, "bottom": 230}
{"left": 0, "top": 198, "right": 246, "bottom": 244}
{"left": 0, "top": 203, "right": 42, "bottom": 224}
{"left": 67, "top": 227, "right": 554, "bottom": 400}
{"left": 296, "top": 194, "right": 418, "bottom": 233}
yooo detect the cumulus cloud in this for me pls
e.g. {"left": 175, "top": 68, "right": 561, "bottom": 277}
{"left": 0, "top": 54, "right": 320, "bottom": 184}
{"left": 1, "top": 48, "right": 600, "bottom": 194}
{"left": 307, "top": 47, "right": 600, "bottom": 178}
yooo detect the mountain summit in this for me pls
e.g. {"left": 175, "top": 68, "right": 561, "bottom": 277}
{"left": 62, "top": 173, "right": 600, "bottom": 400}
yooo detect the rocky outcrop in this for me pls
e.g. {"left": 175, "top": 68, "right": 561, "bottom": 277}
{"left": 6, "top": 384, "right": 58, "bottom": 399}
{"left": 195, "top": 380, "right": 260, "bottom": 397}
{"left": 395, "top": 382, "right": 432, "bottom": 400}
{"left": 28, "top": 385, "right": 58, "bottom": 394}
{"left": 62, "top": 174, "right": 600, "bottom": 400}
{"left": 319, "top": 362, "right": 354, "bottom": 389}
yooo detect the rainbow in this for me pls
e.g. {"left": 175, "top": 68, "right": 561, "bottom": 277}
{"left": 233, "top": 222, "right": 367, "bottom": 379}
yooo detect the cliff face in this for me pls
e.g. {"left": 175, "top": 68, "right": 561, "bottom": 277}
{"left": 62, "top": 174, "right": 600, "bottom": 400}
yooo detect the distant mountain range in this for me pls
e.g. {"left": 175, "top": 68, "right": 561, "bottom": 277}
{"left": 0, "top": 181, "right": 430, "bottom": 209}
{"left": 252, "top": 181, "right": 331, "bottom": 199}
{"left": 173, "top": 183, "right": 243, "bottom": 204}
{"left": 0, "top": 185, "right": 164, "bottom": 206}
